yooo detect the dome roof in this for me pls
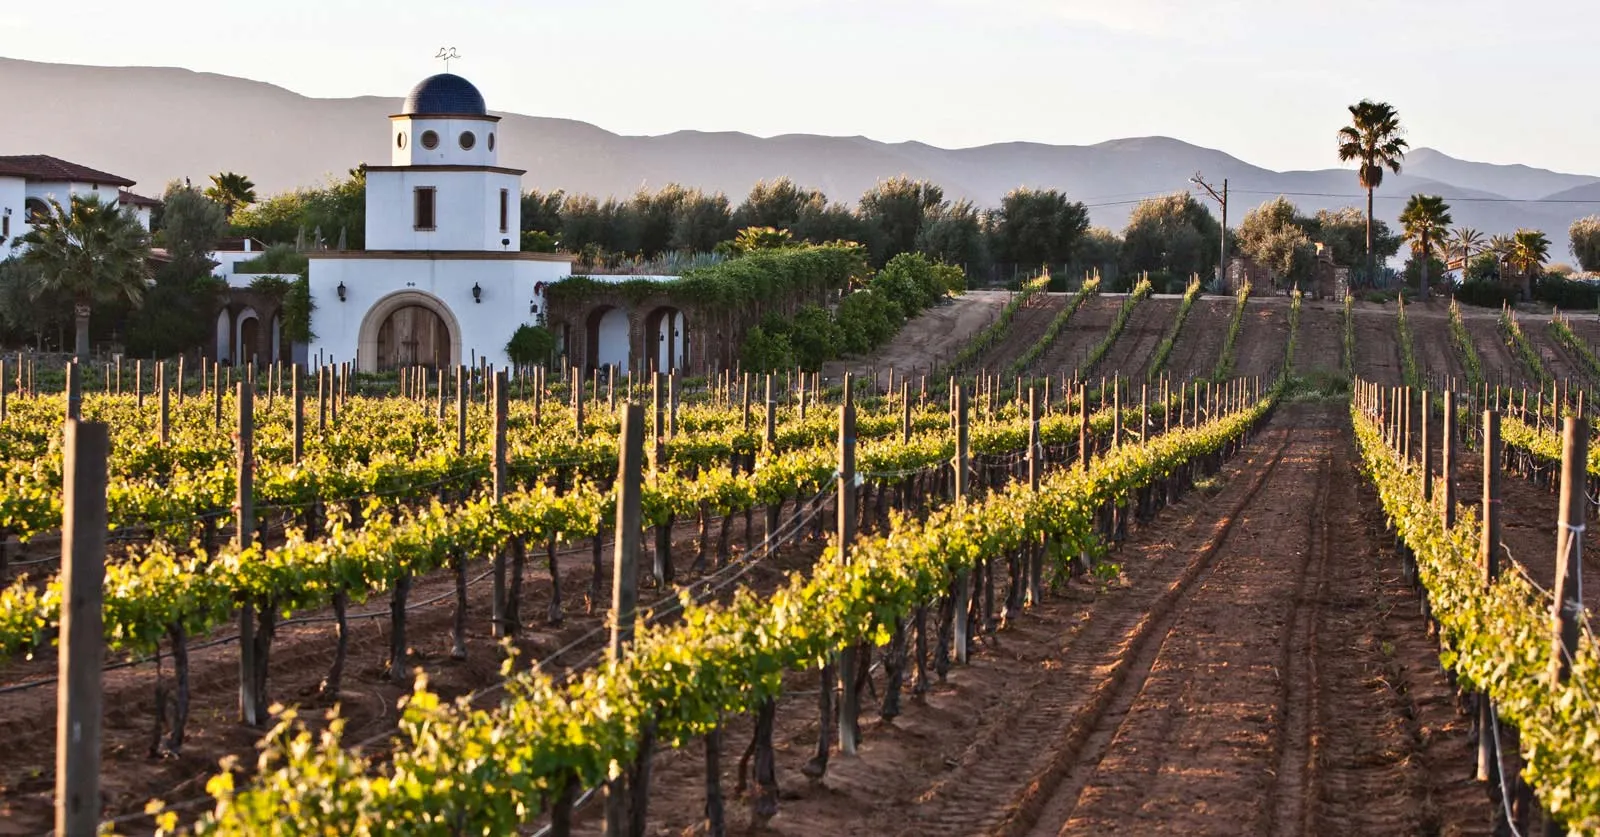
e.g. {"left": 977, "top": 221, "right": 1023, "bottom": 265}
{"left": 401, "top": 73, "right": 487, "bottom": 116}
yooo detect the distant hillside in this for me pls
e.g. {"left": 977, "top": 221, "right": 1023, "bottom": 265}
{"left": 4, "top": 57, "right": 1599, "bottom": 235}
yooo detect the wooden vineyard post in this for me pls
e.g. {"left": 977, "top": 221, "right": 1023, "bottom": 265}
{"left": 1542, "top": 414, "right": 1586, "bottom": 837}
{"left": 236, "top": 382, "right": 263, "bottom": 726}
{"left": 66, "top": 361, "right": 81, "bottom": 421}
{"left": 1078, "top": 384, "right": 1089, "bottom": 473}
{"left": 0, "top": 358, "right": 6, "bottom": 423}
{"left": 133, "top": 358, "right": 141, "bottom": 407}
{"left": 573, "top": 365, "right": 585, "bottom": 435}
{"left": 55, "top": 419, "right": 108, "bottom": 837}
{"left": 1443, "top": 391, "right": 1456, "bottom": 528}
{"left": 837, "top": 375, "right": 860, "bottom": 756}
{"left": 292, "top": 364, "right": 304, "bottom": 463}
{"left": 213, "top": 363, "right": 223, "bottom": 429}
{"left": 1478, "top": 410, "right": 1502, "bottom": 785}
{"left": 604, "top": 403, "right": 646, "bottom": 836}
{"left": 1549, "top": 416, "right": 1586, "bottom": 686}
{"left": 1403, "top": 386, "right": 1413, "bottom": 465}
{"left": 176, "top": 355, "right": 185, "bottom": 404}
{"left": 952, "top": 385, "right": 971, "bottom": 665}
{"left": 653, "top": 373, "right": 667, "bottom": 472}
{"left": 456, "top": 365, "right": 468, "bottom": 457}
{"left": 491, "top": 371, "right": 510, "bottom": 638}
{"left": 158, "top": 362, "right": 170, "bottom": 446}
{"left": 317, "top": 368, "right": 328, "bottom": 432}
{"left": 1026, "top": 386, "right": 1043, "bottom": 607}
{"left": 764, "top": 375, "right": 778, "bottom": 541}
{"left": 1421, "top": 390, "right": 1433, "bottom": 503}
{"left": 902, "top": 381, "right": 912, "bottom": 443}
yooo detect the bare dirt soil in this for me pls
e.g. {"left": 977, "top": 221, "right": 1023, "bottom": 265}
{"left": 1521, "top": 321, "right": 1593, "bottom": 388}
{"left": 1462, "top": 315, "right": 1521, "bottom": 386}
{"left": 826, "top": 292, "right": 1010, "bottom": 387}
{"left": 1095, "top": 297, "right": 1178, "bottom": 382}
{"left": 972, "top": 294, "right": 1066, "bottom": 376}
{"left": 597, "top": 405, "right": 1491, "bottom": 837}
{"left": 1233, "top": 298, "right": 1291, "bottom": 380}
{"left": 1352, "top": 305, "right": 1404, "bottom": 386}
{"left": 1163, "top": 298, "right": 1233, "bottom": 382}
{"left": 1291, "top": 302, "right": 1344, "bottom": 379}
{"left": 1033, "top": 296, "right": 1121, "bottom": 379}
{"left": 1404, "top": 305, "right": 1468, "bottom": 385}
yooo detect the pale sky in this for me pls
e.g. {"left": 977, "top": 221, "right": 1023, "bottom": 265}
{"left": 6, "top": 0, "right": 1596, "bottom": 175}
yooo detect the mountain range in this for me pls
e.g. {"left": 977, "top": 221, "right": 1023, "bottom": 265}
{"left": 4, "top": 57, "right": 1598, "bottom": 246}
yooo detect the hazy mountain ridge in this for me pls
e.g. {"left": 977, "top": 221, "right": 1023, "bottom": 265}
{"left": 4, "top": 57, "right": 1597, "bottom": 239}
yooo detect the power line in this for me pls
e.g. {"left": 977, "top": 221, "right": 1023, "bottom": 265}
{"left": 1228, "top": 188, "right": 1600, "bottom": 205}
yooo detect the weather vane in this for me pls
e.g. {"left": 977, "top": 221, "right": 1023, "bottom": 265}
{"left": 435, "top": 47, "right": 462, "bottom": 73}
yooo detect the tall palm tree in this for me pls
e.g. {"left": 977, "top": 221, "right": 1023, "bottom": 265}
{"left": 1446, "top": 227, "right": 1485, "bottom": 280}
{"left": 1398, "top": 195, "right": 1452, "bottom": 299}
{"left": 1508, "top": 229, "right": 1551, "bottom": 301}
{"left": 1336, "top": 100, "right": 1408, "bottom": 286}
{"left": 204, "top": 172, "right": 257, "bottom": 220}
{"left": 18, "top": 195, "right": 151, "bottom": 357}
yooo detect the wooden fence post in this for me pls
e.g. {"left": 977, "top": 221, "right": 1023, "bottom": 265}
{"left": 456, "top": 365, "right": 469, "bottom": 457}
{"left": 1443, "top": 391, "right": 1456, "bottom": 528}
{"left": 158, "top": 362, "right": 170, "bottom": 447}
{"left": 55, "top": 419, "right": 108, "bottom": 837}
{"left": 837, "top": 376, "right": 860, "bottom": 756}
{"left": 66, "top": 361, "right": 81, "bottom": 421}
{"left": 1478, "top": 410, "right": 1501, "bottom": 785}
{"left": 292, "top": 364, "right": 304, "bottom": 463}
{"left": 236, "top": 382, "right": 262, "bottom": 726}
{"left": 952, "top": 385, "right": 971, "bottom": 664}
{"left": 604, "top": 403, "right": 645, "bottom": 835}
{"left": 1027, "top": 386, "right": 1043, "bottom": 606}
{"left": 491, "top": 371, "right": 509, "bottom": 638}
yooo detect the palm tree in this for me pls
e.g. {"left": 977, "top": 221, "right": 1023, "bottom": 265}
{"left": 1398, "top": 195, "right": 1452, "bottom": 299}
{"left": 204, "top": 172, "right": 257, "bottom": 219}
{"left": 1446, "top": 227, "right": 1485, "bottom": 280}
{"left": 1508, "top": 229, "right": 1551, "bottom": 301}
{"left": 1336, "top": 100, "right": 1408, "bottom": 286}
{"left": 18, "top": 195, "right": 151, "bottom": 357}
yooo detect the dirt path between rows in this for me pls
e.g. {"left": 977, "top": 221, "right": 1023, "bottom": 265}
{"left": 1035, "top": 296, "right": 1120, "bottom": 379}
{"left": 609, "top": 404, "right": 1490, "bottom": 837}
{"left": 1164, "top": 299, "right": 1232, "bottom": 382}
{"left": 1406, "top": 308, "right": 1467, "bottom": 385}
{"left": 827, "top": 292, "right": 1011, "bottom": 387}
{"left": 973, "top": 294, "right": 1066, "bottom": 376}
{"left": 1233, "top": 298, "right": 1291, "bottom": 381}
{"left": 1096, "top": 297, "right": 1178, "bottom": 382}
{"left": 1292, "top": 302, "right": 1343, "bottom": 379}
{"left": 1353, "top": 307, "right": 1404, "bottom": 386}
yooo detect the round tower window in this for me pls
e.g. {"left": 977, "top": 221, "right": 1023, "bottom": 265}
{"left": 487, "top": 133, "right": 495, "bottom": 151}
{"left": 459, "top": 131, "right": 477, "bottom": 150}
{"left": 420, "top": 130, "right": 439, "bottom": 150}
{"left": 396, "top": 132, "right": 407, "bottom": 149}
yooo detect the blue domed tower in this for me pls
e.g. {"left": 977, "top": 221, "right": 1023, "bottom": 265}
{"left": 365, "top": 72, "right": 518, "bottom": 251}
{"left": 306, "top": 71, "right": 575, "bottom": 374}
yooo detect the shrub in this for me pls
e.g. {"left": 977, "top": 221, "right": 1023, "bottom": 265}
{"left": 1533, "top": 276, "right": 1600, "bottom": 310}
{"left": 1456, "top": 280, "right": 1519, "bottom": 309}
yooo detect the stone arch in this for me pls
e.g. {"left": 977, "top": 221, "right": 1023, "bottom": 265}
{"left": 356, "top": 289, "right": 463, "bottom": 372}
{"left": 584, "top": 305, "right": 631, "bottom": 372}
{"left": 236, "top": 306, "right": 260, "bottom": 367}
{"left": 642, "top": 305, "right": 685, "bottom": 373}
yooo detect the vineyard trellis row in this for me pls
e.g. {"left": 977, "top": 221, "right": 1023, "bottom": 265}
{"left": 135, "top": 378, "right": 1278, "bottom": 835}
{"left": 1351, "top": 381, "right": 1600, "bottom": 834}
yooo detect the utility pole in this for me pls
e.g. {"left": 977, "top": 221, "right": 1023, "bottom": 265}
{"left": 1192, "top": 172, "right": 1228, "bottom": 290}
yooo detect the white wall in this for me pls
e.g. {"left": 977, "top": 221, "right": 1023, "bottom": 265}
{"left": 307, "top": 255, "right": 573, "bottom": 371}
{"left": 132, "top": 206, "right": 152, "bottom": 231}
{"left": 25, "top": 180, "right": 113, "bottom": 205}
{"left": 390, "top": 116, "right": 502, "bottom": 167}
{"left": 365, "top": 169, "right": 521, "bottom": 252}
{"left": 595, "top": 308, "right": 629, "bottom": 369}
{"left": 0, "top": 177, "right": 23, "bottom": 248}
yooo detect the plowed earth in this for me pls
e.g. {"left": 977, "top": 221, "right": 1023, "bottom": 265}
{"left": 582, "top": 405, "right": 1492, "bottom": 837}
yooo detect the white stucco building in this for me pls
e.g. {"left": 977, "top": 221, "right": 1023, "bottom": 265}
{"left": 0, "top": 155, "right": 156, "bottom": 249}
{"left": 307, "top": 73, "right": 573, "bottom": 372}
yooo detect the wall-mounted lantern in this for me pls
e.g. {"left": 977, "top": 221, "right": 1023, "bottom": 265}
{"left": 472, "top": 282, "right": 483, "bottom": 303}
{"left": 336, "top": 281, "right": 347, "bottom": 302}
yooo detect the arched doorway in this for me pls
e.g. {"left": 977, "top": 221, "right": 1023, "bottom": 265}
{"left": 356, "top": 290, "right": 462, "bottom": 372}
{"left": 585, "top": 306, "right": 630, "bottom": 372}
{"left": 643, "top": 306, "right": 685, "bottom": 373}
{"left": 237, "top": 309, "right": 260, "bottom": 366}
{"left": 214, "top": 310, "right": 232, "bottom": 363}
{"left": 376, "top": 305, "right": 450, "bottom": 370}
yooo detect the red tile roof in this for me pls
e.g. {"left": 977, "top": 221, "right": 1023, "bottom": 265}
{"left": 0, "top": 155, "right": 135, "bottom": 188}
{"left": 117, "top": 189, "right": 161, "bottom": 207}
